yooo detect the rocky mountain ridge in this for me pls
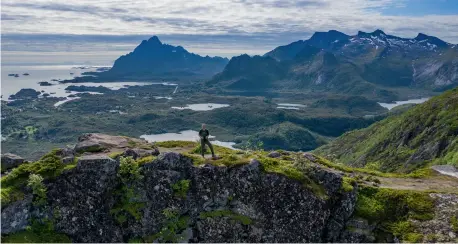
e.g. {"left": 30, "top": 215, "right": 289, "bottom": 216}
{"left": 210, "top": 30, "right": 457, "bottom": 101}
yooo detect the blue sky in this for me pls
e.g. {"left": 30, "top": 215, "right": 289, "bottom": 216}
{"left": 381, "top": 0, "right": 458, "bottom": 16}
{"left": 1, "top": 0, "right": 458, "bottom": 65}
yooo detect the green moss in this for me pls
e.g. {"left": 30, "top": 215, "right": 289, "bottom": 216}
{"left": 405, "top": 168, "right": 433, "bottom": 178}
{"left": 108, "top": 151, "right": 124, "bottom": 159}
{"left": 451, "top": 215, "right": 458, "bottom": 233}
{"left": 390, "top": 221, "right": 424, "bottom": 243}
{"left": 127, "top": 140, "right": 139, "bottom": 148}
{"left": 355, "top": 186, "right": 435, "bottom": 242}
{"left": 118, "top": 157, "right": 143, "bottom": 183}
{"left": 200, "top": 209, "right": 253, "bottom": 225}
{"left": 314, "top": 155, "right": 399, "bottom": 178}
{"left": 0, "top": 149, "right": 73, "bottom": 207}
{"left": 155, "top": 141, "right": 197, "bottom": 148}
{"left": 183, "top": 153, "right": 205, "bottom": 166}
{"left": 405, "top": 233, "right": 424, "bottom": 243}
{"left": 342, "top": 177, "right": 356, "bottom": 192}
{"left": 1, "top": 219, "right": 71, "bottom": 243}
{"left": 171, "top": 179, "right": 191, "bottom": 199}
{"left": 136, "top": 155, "right": 156, "bottom": 165}
{"left": 258, "top": 157, "right": 305, "bottom": 182}
{"left": 356, "top": 193, "right": 385, "bottom": 221}
{"left": 405, "top": 192, "right": 435, "bottom": 220}
{"left": 145, "top": 208, "right": 189, "bottom": 243}
{"left": 27, "top": 174, "right": 47, "bottom": 207}
{"left": 110, "top": 157, "right": 145, "bottom": 224}
{"left": 425, "top": 233, "right": 438, "bottom": 242}
{"left": 62, "top": 158, "right": 78, "bottom": 171}
{"left": 1, "top": 186, "right": 25, "bottom": 206}
{"left": 128, "top": 237, "right": 143, "bottom": 243}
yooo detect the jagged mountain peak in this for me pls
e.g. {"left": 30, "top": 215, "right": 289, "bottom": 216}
{"left": 147, "top": 35, "right": 162, "bottom": 44}
{"left": 371, "top": 29, "right": 386, "bottom": 36}
{"left": 107, "top": 35, "right": 228, "bottom": 77}
{"left": 414, "top": 33, "right": 449, "bottom": 47}
{"left": 310, "top": 30, "right": 349, "bottom": 40}
{"left": 309, "top": 30, "right": 350, "bottom": 47}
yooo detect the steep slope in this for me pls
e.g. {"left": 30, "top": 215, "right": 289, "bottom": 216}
{"left": 105, "top": 36, "right": 228, "bottom": 78}
{"left": 265, "top": 30, "right": 349, "bottom": 61}
{"left": 208, "top": 54, "right": 287, "bottom": 89}
{"left": 314, "top": 87, "right": 458, "bottom": 172}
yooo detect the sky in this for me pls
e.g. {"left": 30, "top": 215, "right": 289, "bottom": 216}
{"left": 1, "top": 0, "right": 458, "bottom": 65}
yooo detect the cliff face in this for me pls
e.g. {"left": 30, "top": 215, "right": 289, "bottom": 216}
{"left": 3, "top": 134, "right": 456, "bottom": 243}
{"left": 1, "top": 151, "right": 356, "bottom": 243}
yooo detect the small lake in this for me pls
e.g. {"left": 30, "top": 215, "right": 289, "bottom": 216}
{"left": 140, "top": 130, "right": 236, "bottom": 149}
{"left": 378, "top": 98, "right": 429, "bottom": 110}
{"left": 171, "top": 103, "right": 230, "bottom": 111}
{"left": 276, "top": 103, "right": 307, "bottom": 110}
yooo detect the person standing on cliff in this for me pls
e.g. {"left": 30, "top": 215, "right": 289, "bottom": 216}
{"left": 199, "top": 124, "right": 216, "bottom": 159}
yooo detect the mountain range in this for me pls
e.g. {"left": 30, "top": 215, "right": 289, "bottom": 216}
{"left": 103, "top": 36, "right": 229, "bottom": 78}
{"left": 209, "top": 30, "right": 458, "bottom": 101}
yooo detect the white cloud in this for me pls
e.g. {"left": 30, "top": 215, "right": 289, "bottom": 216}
{"left": 1, "top": 0, "right": 457, "bottom": 64}
{"left": 1, "top": 0, "right": 457, "bottom": 42}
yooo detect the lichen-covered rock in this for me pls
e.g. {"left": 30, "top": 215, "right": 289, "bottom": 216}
{"left": 339, "top": 218, "right": 376, "bottom": 243}
{"left": 74, "top": 140, "right": 105, "bottom": 153}
{"left": 412, "top": 193, "right": 458, "bottom": 243}
{"left": 1, "top": 152, "right": 357, "bottom": 243}
{"left": 303, "top": 152, "right": 316, "bottom": 161}
{"left": 74, "top": 133, "right": 153, "bottom": 154}
{"left": 267, "top": 151, "right": 281, "bottom": 158}
{"left": 1, "top": 153, "right": 25, "bottom": 171}
{"left": 46, "top": 155, "right": 122, "bottom": 243}
{"left": 1, "top": 195, "right": 33, "bottom": 234}
{"left": 123, "top": 147, "right": 159, "bottom": 160}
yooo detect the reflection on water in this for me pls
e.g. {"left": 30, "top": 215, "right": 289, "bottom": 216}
{"left": 277, "top": 103, "right": 307, "bottom": 107}
{"left": 276, "top": 103, "right": 307, "bottom": 110}
{"left": 277, "top": 106, "right": 299, "bottom": 110}
{"left": 140, "top": 130, "right": 236, "bottom": 149}
{"left": 378, "top": 98, "right": 429, "bottom": 110}
{"left": 171, "top": 103, "right": 230, "bottom": 111}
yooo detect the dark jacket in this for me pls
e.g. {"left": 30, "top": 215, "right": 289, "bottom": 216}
{"left": 199, "top": 129, "right": 210, "bottom": 140}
